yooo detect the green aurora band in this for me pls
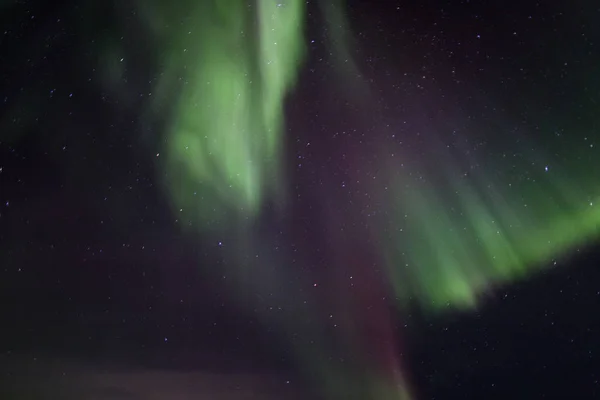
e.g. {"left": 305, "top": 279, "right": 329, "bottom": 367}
{"left": 376, "top": 146, "right": 600, "bottom": 311}
{"left": 151, "top": 0, "right": 306, "bottom": 225}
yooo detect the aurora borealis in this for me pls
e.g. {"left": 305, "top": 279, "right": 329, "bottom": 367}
{"left": 1, "top": 0, "right": 600, "bottom": 399}
{"left": 141, "top": 1, "right": 600, "bottom": 398}
{"left": 150, "top": 0, "right": 307, "bottom": 226}
{"left": 377, "top": 137, "right": 600, "bottom": 310}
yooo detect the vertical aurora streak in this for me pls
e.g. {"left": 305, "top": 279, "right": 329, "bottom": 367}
{"left": 152, "top": 0, "right": 306, "bottom": 225}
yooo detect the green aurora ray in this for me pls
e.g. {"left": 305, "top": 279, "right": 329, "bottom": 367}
{"left": 374, "top": 137, "right": 600, "bottom": 311}
{"left": 147, "top": 0, "right": 306, "bottom": 226}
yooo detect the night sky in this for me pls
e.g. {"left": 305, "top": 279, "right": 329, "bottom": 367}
{"left": 1, "top": 1, "right": 600, "bottom": 399}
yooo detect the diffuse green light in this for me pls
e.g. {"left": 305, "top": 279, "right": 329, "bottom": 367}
{"left": 379, "top": 149, "right": 600, "bottom": 311}
{"left": 152, "top": 0, "right": 306, "bottom": 226}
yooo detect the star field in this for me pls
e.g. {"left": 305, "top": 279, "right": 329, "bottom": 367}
{"left": 1, "top": 1, "right": 600, "bottom": 399}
